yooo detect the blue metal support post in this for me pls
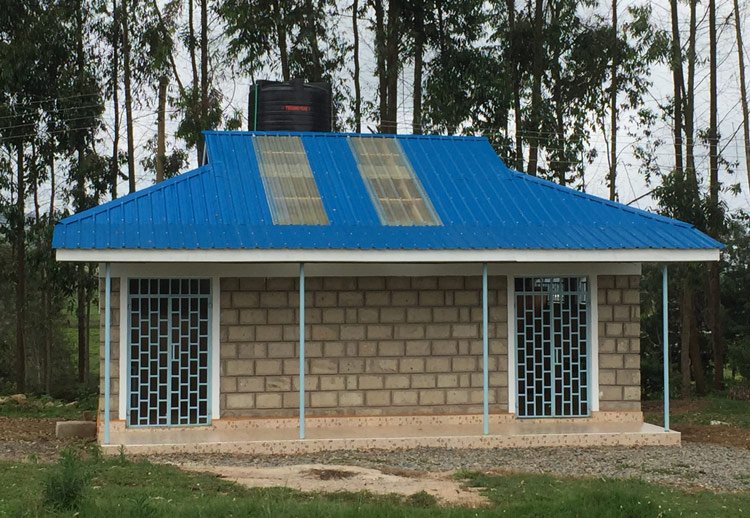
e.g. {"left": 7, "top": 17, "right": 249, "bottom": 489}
{"left": 661, "top": 265, "right": 669, "bottom": 432}
{"left": 299, "top": 263, "right": 305, "bottom": 439}
{"left": 482, "top": 263, "right": 489, "bottom": 435}
{"left": 103, "top": 263, "right": 112, "bottom": 444}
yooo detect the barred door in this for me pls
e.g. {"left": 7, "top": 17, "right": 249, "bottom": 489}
{"left": 515, "top": 277, "right": 589, "bottom": 418}
{"left": 128, "top": 279, "right": 211, "bottom": 427}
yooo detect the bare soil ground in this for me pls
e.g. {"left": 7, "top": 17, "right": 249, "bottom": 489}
{"left": 0, "top": 416, "right": 78, "bottom": 461}
{"left": 181, "top": 463, "right": 488, "bottom": 507}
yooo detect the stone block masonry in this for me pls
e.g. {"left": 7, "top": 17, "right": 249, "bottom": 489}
{"left": 97, "top": 271, "right": 643, "bottom": 428}
{"left": 598, "top": 275, "right": 641, "bottom": 411}
{"left": 220, "top": 276, "right": 509, "bottom": 417}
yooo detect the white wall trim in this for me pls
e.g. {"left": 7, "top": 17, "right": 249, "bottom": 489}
{"left": 589, "top": 275, "right": 600, "bottom": 412}
{"left": 60, "top": 247, "right": 720, "bottom": 264}
{"left": 118, "top": 276, "right": 127, "bottom": 420}
{"left": 506, "top": 275, "right": 516, "bottom": 414}
{"left": 103, "top": 262, "right": 641, "bottom": 279}
{"left": 211, "top": 276, "right": 221, "bottom": 420}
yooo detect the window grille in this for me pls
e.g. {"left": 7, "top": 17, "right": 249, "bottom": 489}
{"left": 254, "top": 135, "right": 329, "bottom": 225}
{"left": 515, "top": 277, "right": 589, "bottom": 418}
{"left": 128, "top": 279, "right": 211, "bottom": 427}
{"left": 349, "top": 137, "right": 441, "bottom": 226}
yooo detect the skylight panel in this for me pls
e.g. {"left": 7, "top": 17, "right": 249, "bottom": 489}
{"left": 254, "top": 135, "right": 329, "bottom": 225}
{"left": 349, "top": 137, "right": 441, "bottom": 226}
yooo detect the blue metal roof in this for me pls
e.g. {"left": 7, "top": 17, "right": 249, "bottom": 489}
{"left": 52, "top": 130, "right": 722, "bottom": 251}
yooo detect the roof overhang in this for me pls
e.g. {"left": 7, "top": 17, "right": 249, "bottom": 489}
{"left": 55, "top": 248, "right": 721, "bottom": 263}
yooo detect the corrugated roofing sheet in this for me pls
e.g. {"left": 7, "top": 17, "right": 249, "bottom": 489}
{"left": 52, "top": 131, "right": 723, "bottom": 251}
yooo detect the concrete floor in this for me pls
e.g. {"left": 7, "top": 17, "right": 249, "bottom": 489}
{"left": 103, "top": 416, "right": 680, "bottom": 455}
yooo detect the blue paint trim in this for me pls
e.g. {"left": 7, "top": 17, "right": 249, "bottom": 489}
{"left": 482, "top": 263, "right": 489, "bottom": 435}
{"left": 663, "top": 265, "right": 670, "bottom": 432}
{"left": 299, "top": 263, "right": 306, "bottom": 440}
{"left": 103, "top": 263, "right": 111, "bottom": 444}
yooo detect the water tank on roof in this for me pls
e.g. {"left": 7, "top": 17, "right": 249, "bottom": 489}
{"left": 248, "top": 79, "right": 332, "bottom": 132}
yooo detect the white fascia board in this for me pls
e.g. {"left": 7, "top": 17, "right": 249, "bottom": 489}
{"left": 59, "top": 247, "right": 720, "bottom": 264}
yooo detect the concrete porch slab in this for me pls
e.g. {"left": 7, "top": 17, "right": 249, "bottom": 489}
{"left": 101, "top": 414, "right": 680, "bottom": 455}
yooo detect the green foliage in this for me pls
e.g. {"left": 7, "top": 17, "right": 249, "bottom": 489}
{"left": 728, "top": 337, "right": 750, "bottom": 382}
{"left": 404, "top": 490, "right": 437, "bottom": 508}
{"left": 42, "top": 449, "right": 92, "bottom": 511}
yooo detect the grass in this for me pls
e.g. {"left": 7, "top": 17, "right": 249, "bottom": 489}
{"left": 0, "top": 450, "right": 747, "bottom": 517}
{"left": 0, "top": 395, "right": 96, "bottom": 420}
{"left": 644, "top": 395, "right": 750, "bottom": 428}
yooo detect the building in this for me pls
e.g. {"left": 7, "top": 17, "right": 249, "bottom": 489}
{"left": 52, "top": 131, "right": 722, "bottom": 454}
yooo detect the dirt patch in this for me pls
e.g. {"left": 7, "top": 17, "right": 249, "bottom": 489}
{"left": 0, "top": 416, "right": 89, "bottom": 462}
{"left": 675, "top": 424, "right": 750, "bottom": 450}
{"left": 181, "top": 463, "right": 488, "bottom": 507}
{"left": 306, "top": 468, "right": 357, "bottom": 480}
{"left": 642, "top": 398, "right": 710, "bottom": 415}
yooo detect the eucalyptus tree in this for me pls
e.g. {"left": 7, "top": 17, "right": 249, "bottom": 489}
{"left": 219, "top": 0, "right": 348, "bottom": 128}
{"left": 0, "top": 0, "right": 60, "bottom": 392}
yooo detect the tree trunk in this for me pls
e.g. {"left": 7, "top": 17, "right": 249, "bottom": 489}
{"left": 707, "top": 0, "right": 724, "bottom": 391}
{"left": 412, "top": 0, "right": 424, "bottom": 135}
{"left": 77, "top": 266, "right": 86, "bottom": 383}
{"left": 669, "top": 0, "right": 684, "bottom": 177}
{"left": 608, "top": 0, "right": 618, "bottom": 200}
{"left": 352, "top": 0, "right": 361, "bottom": 132}
{"left": 526, "top": 0, "right": 544, "bottom": 176}
{"left": 121, "top": 0, "right": 136, "bottom": 193}
{"left": 156, "top": 75, "right": 168, "bottom": 182}
{"left": 680, "top": 275, "right": 693, "bottom": 397}
{"left": 733, "top": 0, "right": 750, "bottom": 192}
{"left": 304, "top": 0, "right": 324, "bottom": 82}
{"left": 111, "top": 0, "right": 119, "bottom": 199}
{"left": 197, "top": 0, "right": 208, "bottom": 165}
{"left": 272, "top": 0, "right": 289, "bottom": 81}
{"left": 85, "top": 282, "right": 91, "bottom": 384}
{"left": 550, "top": 3, "right": 564, "bottom": 185}
{"left": 507, "top": 0, "right": 523, "bottom": 171}
{"left": 31, "top": 144, "right": 40, "bottom": 221}
{"left": 685, "top": 0, "right": 697, "bottom": 186}
{"left": 48, "top": 149, "right": 55, "bottom": 216}
{"left": 374, "top": 0, "right": 387, "bottom": 131}
{"left": 384, "top": 0, "right": 400, "bottom": 133}
{"left": 188, "top": 0, "right": 199, "bottom": 89}
{"left": 689, "top": 310, "right": 707, "bottom": 395}
{"left": 15, "top": 143, "right": 26, "bottom": 393}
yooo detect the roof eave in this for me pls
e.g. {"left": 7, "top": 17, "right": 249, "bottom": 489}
{"left": 55, "top": 248, "right": 721, "bottom": 264}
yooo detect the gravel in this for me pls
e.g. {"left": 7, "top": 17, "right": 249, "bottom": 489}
{"left": 149, "top": 443, "right": 750, "bottom": 492}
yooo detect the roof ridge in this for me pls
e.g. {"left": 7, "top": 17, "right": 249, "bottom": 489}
{"left": 201, "top": 129, "right": 487, "bottom": 141}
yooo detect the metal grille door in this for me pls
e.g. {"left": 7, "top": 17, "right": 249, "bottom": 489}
{"left": 515, "top": 277, "right": 589, "bottom": 418}
{"left": 128, "top": 279, "right": 211, "bottom": 427}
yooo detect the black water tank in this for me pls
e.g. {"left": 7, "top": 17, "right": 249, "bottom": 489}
{"left": 248, "top": 79, "right": 332, "bottom": 132}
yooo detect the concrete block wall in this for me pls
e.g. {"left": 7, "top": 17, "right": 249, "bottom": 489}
{"left": 98, "top": 271, "right": 643, "bottom": 426}
{"left": 98, "top": 278, "right": 120, "bottom": 421}
{"left": 219, "top": 276, "right": 508, "bottom": 417}
{"left": 597, "top": 275, "right": 641, "bottom": 411}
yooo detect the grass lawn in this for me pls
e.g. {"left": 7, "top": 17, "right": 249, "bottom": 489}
{"left": 644, "top": 395, "right": 750, "bottom": 428}
{"left": 0, "top": 451, "right": 747, "bottom": 517}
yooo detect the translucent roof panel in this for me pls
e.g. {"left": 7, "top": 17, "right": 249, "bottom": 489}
{"left": 349, "top": 137, "right": 441, "bottom": 226}
{"left": 253, "top": 135, "right": 329, "bottom": 225}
